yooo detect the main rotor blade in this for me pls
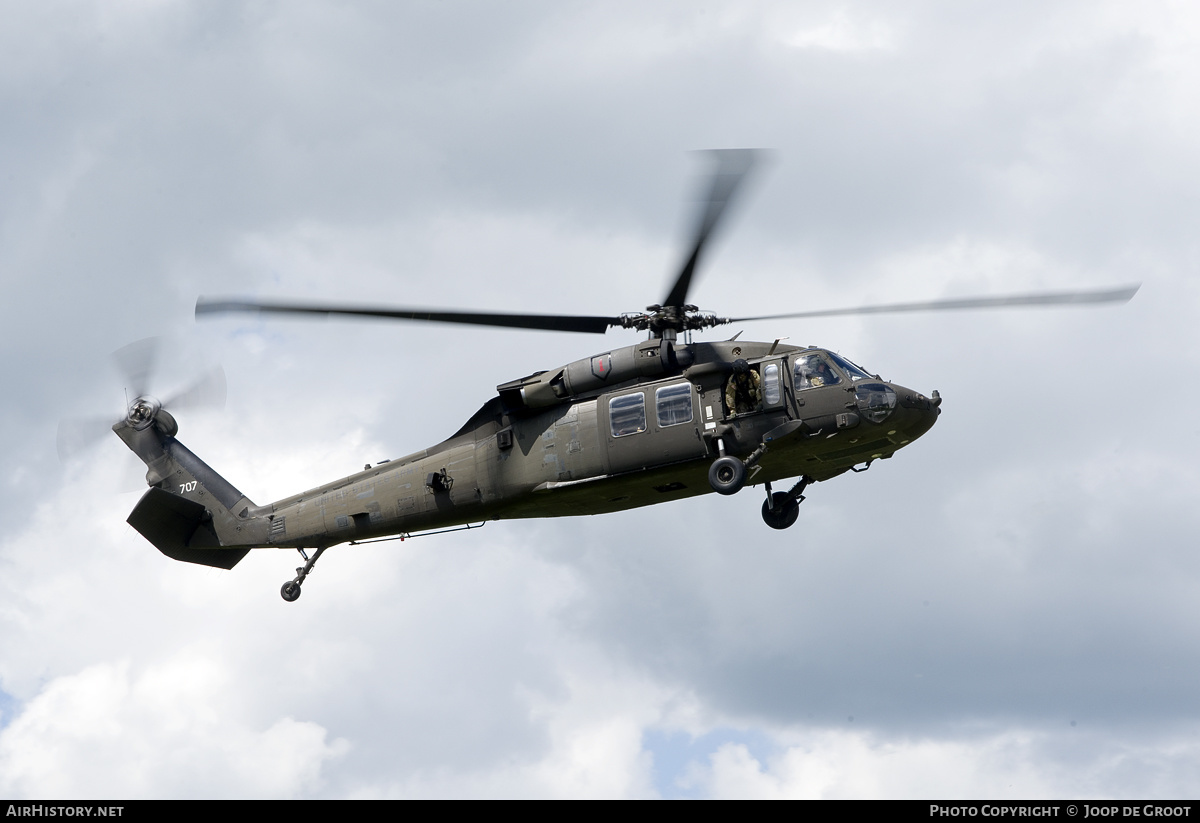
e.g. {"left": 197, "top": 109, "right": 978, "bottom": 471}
{"left": 662, "top": 149, "right": 762, "bottom": 310}
{"left": 728, "top": 284, "right": 1141, "bottom": 324}
{"left": 197, "top": 298, "right": 621, "bottom": 334}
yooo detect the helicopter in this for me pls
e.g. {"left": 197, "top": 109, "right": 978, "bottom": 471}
{"left": 104, "top": 151, "right": 1138, "bottom": 602}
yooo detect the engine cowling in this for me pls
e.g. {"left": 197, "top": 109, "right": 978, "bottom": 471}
{"left": 496, "top": 340, "right": 693, "bottom": 411}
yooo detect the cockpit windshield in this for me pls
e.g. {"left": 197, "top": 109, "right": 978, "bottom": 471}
{"left": 793, "top": 350, "right": 875, "bottom": 390}
{"left": 827, "top": 352, "right": 873, "bottom": 382}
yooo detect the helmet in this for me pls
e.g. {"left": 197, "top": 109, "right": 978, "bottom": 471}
{"left": 732, "top": 358, "right": 749, "bottom": 374}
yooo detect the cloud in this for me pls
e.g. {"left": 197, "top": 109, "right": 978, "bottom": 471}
{"left": 780, "top": 8, "right": 899, "bottom": 53}
{"left": 0, "top": 659, "right": 348, "bottom": 799}
{"left": 684, "top": 728, "right": 1200, "bottom": 799}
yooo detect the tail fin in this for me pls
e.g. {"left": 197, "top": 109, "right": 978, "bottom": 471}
{"left": 116, "top": 407, "right": 267, "bottom": 570}
{"left": 127, "top": 486, "right": 250, "bottom": 569}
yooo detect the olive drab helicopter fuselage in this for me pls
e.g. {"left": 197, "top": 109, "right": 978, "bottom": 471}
{"left": 97, "top": 150, "right": 1136, "bottom": 601}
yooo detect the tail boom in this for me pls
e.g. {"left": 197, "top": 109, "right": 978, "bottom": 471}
{"left": 116, "top": 417, "right": 268, "bottom": 569}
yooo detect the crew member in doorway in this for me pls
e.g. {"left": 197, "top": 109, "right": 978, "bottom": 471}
{"left": 725, "top": 358, "right": 761, "bottom": 415}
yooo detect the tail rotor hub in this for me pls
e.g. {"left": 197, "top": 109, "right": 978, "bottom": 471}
{"left": 127, "top": 396, "right": 162, "bottom": 430}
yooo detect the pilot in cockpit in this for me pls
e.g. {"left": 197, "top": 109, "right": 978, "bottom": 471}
{"left": 793, "top": 353, "right": 841, "bottom": 389}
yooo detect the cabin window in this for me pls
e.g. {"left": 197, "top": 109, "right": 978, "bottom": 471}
{"left": 609, "top": 393, "right": 646, "bottom": 437}
{"left": 655, "top": 383, "right": 693, "bottom": 427}
{"left": 762, "top": 363, "right": 781, "bottom": 406}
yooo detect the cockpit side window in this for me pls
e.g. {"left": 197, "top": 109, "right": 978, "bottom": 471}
{"left": 792, "top": 353, "right": 842, "bottom": 390}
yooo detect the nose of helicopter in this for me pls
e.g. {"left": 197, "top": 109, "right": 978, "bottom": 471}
{"left": 891, "top": 386, "right": 941, "bottom": 442}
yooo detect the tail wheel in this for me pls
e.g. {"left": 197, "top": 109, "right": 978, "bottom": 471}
{"left": 761, "top": 492, "right": 800, "bottom": 530}
{"left": 281, "top": 581, "right": 302, "bottom": 602}
{"left": 708, "top": 456, "right": 747, "bottom": 495}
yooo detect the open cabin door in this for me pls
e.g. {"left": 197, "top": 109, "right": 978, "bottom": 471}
{"left": 717, "top": 358, "right": 787, "bottom": 423}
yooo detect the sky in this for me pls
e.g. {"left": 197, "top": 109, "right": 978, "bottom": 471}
{"left": 2, "top": 0, "right": 1198, "bottom": 799}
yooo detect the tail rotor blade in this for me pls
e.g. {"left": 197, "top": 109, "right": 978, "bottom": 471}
{"left": 57, "top": 415, "right": 119, "bottom": 463}
{"left": 112, "top": 337, "right": 160, "bottom": 400}
{"left": 163, "top": 366, "right": 227, "bottom": 413}
{"left": 61, "top": 339, "right": 226, "bottom": 465}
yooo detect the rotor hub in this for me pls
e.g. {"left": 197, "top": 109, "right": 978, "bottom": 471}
{"left": 618, "top": 305, "right": 730, "bottom": 337}
{"left": 127, "top": 396, "right": 162, "bottom": 430}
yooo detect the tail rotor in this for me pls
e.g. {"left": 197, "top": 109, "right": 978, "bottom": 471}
{"left": 56, "top": 338, "right": 226, "bottom": 471}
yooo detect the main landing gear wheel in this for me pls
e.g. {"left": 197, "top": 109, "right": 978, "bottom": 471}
{"left": 762, "top": 492, "right": 800, "bottom": 530}
{"left": 281, "top": 581, "right": 302, "bottom": 602}
{"left": 708, "top": 456, "right": 746, "bottom": 495}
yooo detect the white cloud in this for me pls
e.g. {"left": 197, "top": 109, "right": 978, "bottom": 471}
{"left": 691, "top": 733, "right": 983, "bottom": 798}
{"left": 0, "top": 659, "right": 347, "bottom": 799}
{"left": 683, "top": 728, "right": 1200, "bottom": 799}
{"left": 780, "top": 9, "right": 899, "bottom": 53}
